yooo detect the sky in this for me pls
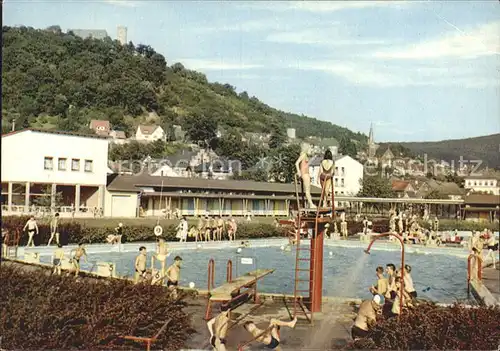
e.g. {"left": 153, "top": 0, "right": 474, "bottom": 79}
{"left": 4, "top": 0, "right": 500, "bottom": 142}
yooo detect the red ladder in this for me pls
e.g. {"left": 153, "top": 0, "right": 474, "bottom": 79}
{"left": 292, "top": 175, "right": 334, "bottom": 324}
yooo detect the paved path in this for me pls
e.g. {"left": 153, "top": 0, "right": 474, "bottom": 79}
{"left": 185, "top": 296, "right": 353, "bottom": 350}
{"left": 482, "top": 263, "right": 500, "bottom": 303}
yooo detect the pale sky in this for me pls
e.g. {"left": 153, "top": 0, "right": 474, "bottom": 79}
{"left": 4, "top": 0, "right": 500, "bottom": 142}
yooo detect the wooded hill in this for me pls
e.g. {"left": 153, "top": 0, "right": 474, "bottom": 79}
{"left": 399, "top": 133, "right": 500, "bottom": 169}
{"left": 1, "top": 25, "right": 366, "bottom": 146}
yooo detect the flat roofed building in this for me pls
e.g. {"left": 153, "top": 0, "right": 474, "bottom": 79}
{"left": 1, "top": 129, "right": 109, "bottom": 217}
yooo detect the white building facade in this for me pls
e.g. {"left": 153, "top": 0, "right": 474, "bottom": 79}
{"left": 464, "top": 176, "right": 500, "bottom": 195}
{"left": 135, "top": 125, "right": 166, "bottom": 142}
{"left": 309, "top": 155, "right": 364, "bottom": 206}
{"left": 1, "top": 129, "right": 109, "bottom": 217}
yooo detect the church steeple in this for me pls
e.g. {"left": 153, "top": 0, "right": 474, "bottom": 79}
{"left": 367, "top": 123, "right": 379, "bottom": 159}
{"left": 368, "top": 123, "right": 374, "bottom": 144}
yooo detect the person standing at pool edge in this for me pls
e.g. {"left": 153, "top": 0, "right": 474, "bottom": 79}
{"left": 52, "top": 244, "right": 65, "bottom": 275}
{"left": 369, "top": 266, "right": 388, "bottom": 296}
{"left": 70, "top": 243, "right": 88, "bottom": 278}
{"left": 134, "top": 246, "right": 147, "bottom": 283}
{"left": 47, "top": 212, "right": 60, "bottom": 246}
{"left": 166, "top": 256, "right": 182, "bottom": 298}
{"left": 23, "top": 216, "right": 38, "bottom": 247}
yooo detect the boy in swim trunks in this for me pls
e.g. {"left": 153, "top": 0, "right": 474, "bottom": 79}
{"left": 242, "top": 316, "right": 297, "bottom": 350}
{"left": 154, "top": 238, "right": 169, "bottom": 275}
{"left": 70, "top": 243, "right": 88, "bottom": 278}
{"left": 207, "top": 305, "right": 231, "bottom": 351}
{"left": 23, "top": 216, "right": 38, "bottom": 247}
{"left": 166, "top": 255, "right": 182, "bottom": 298}
{"left": 134, "top": 246, "right": 147, "bottom": 283}
{"left": 52, "top": 244, "right": 65, "bottom": 276}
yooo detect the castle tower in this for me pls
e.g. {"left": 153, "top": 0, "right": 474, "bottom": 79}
{"left": 117, "top": 26, "right": 127, "bottom": 45}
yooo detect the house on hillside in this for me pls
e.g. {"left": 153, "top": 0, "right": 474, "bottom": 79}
{"left": 193, "top": 159, "right": 237, "bottom": 180}
{"left": 380, "top": 148, "right": 395, "bottom": 168}
{"left": 109, "top": 130, "right": 127, "bottom": 144}
{"left": 89, "top": 120, "right": 110, "bottom": 136}
{"left": 462, "top": 194, "right": 500, "bottom": 222}
{"left": 135, "top": 125, "right": 166, "bottom": 142}
{"left": 464, "top": 175, "right": 500, "bottom": 195}
{"left": 417, "top": 179, "right": 465, "bottom": 200}
{"left": 391, "top": 180, "right": 416, "bottom": 198}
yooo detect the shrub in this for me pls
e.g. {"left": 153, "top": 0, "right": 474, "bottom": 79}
{"left": 344, "top": 302, "right": 500, "bottom": 350}
{"left": 0, "top": 263, "right": 194, "bottom": 349}
{"left": 1, "top": 216, "right": 284, "bottom": 245}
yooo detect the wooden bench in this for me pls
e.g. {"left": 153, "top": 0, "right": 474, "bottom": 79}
{"left": 121, "top": 318, "right": 171, "bottom": 351}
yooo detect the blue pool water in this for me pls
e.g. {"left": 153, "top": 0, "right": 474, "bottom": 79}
{"left": 39, "top": 244, "right": 469, "bottom": 303}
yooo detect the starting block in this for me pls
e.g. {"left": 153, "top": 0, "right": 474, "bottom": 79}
{"left": 95, "top": 262, "right": 117, "bottom": 278}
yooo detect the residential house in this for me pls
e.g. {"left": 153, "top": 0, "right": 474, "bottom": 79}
{"left": 464, "top": 175, "right": 500, "bottom": 195}
{"left": 109, "top": 130, "right": 127, "bottom": 144}
{"left": 135, "top": 125, "right": 166, "bottom": 142}
{"left": 380, "top": 147, "right": 395, "bottom": 168}
{"left": 193, "top": 159, "right": 237, "bottom": 180}
{"left": 89, "top": 120, "right": 111, "bottom": 136}
{"left": 1, "top": 129, "right": 109, "bottom": 217}
{"left": 416, "top": 179, "right": 465, "bottom": 200}
{"left": 391, "top": 180, "right": 416, "bottom": 198}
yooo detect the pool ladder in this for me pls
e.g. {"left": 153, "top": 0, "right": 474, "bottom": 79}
{"left": 292, "top": 175, "right": 334, "bottom": 325}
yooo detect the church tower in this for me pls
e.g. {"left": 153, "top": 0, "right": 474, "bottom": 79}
{"left": 367, "top": 123, "right": 379, "bottom": 159}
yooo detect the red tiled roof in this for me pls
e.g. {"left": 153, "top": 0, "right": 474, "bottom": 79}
{"left": 138, "top": 125, "right": 159, "bottom": 135}
{"left": 392, "top": 180, "right": 410, "bottom": 191}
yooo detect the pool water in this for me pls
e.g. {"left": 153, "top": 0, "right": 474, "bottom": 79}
{"left": 40, "top": 245, "right": 469, "bottom": 303}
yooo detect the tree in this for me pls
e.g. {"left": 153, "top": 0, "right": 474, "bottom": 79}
{"left": 232, "top": 168, "right": 269, "bottom": 182}
{"left": 445, "top": 172, "right": 464, "bottom": 188}
{"left": 424, "top": 190, "right": 445, "bottom": 199}
{"left": 339, "top": 134, "right": 357, "bottom": 158}
{"left": 358, "top": 175, "right": 395, "bottom": 198}
{"left": 185, "top": 113, "right": 218, "bottom": 148}
{"left": 268, "top": 121, "right": 286, "bottom": 149}
{"left": 32, "top": 185, "right": 63, "bottom": 208}
{"left": 268, "top": 144, "right": 301, "bottom": 183}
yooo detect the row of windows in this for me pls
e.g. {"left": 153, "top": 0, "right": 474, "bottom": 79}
{"left": 335, "top": 167, "right": 345, "bottom": 176}
{"left": 44, "top": 157, "right": 93, "bottom": 172}
{"left": 466, "top": 180, "right": 496, "bottom": 187}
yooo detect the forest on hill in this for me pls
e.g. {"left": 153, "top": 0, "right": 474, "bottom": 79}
{"left": 399, "top": 133, "right": 500, "bottom": 169}
{"left": 1, "top": 25, "right": 366, "bottom": 147}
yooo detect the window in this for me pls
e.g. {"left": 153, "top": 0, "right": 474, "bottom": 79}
{"left": 335, "top": 167, "right": 338, "bottom": 174}
{"left": 341, "top": 167, "right": 345, "bottom": 176}
{"left": 72, "top": 159, "right": 80, "bottom": 171}
{"left": 334, "top": 178, "right": 338, "bottom": 186}
{"left": 341, "top": 178, "right": 345, "bottom": 187}
{"left": 44, "top": 157, "right": 53, "bottom": 170}
{"left": 84, "top": 160, "right": 93, "bottom": 172}
{"left": 58, "top": 158, "right": 67, "bottom": 171}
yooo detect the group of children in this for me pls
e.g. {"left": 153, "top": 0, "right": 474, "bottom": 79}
{"left": 353, "top": 263, "right": 417, "bottom": 339}
{"left": 186, "top": 215, "right": 238, "bottom": 242}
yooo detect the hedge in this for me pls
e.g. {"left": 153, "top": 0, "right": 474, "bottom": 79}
{"left": 1, "top": 216, "right": 285, "bottom": 246}
{"left": 0, "top": 263, "right": 194, "bottom": 349}
{"left": 1, "top": 216, "right": 496, "bottom": 246}
{"left": 344, "top": 302, "right": 500, "bottom": 350}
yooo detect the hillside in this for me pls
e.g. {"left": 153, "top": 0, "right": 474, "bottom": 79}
{"left": 1, "top": 25, "right": 365, "bottom": 145}
{"left": 386, "top": 134, "right": 500, "bottom": 169}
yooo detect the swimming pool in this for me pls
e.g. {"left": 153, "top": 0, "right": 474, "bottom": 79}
{"left": 34, "top": 240, "right": 470, "bottom": 303}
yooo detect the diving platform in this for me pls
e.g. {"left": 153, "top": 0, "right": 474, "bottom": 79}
{"left": 205, "top": 268, "right": 274, "bottom": 319}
